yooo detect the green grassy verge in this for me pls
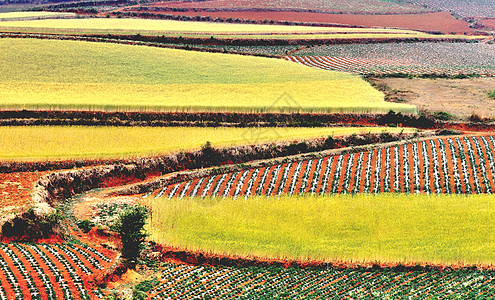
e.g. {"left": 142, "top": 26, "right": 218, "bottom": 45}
{"left": 148, "top": 194, "right": 495, "bottom": 265}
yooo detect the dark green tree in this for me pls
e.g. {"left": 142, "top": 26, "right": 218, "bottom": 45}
{"left": 112, "top": 206, "right": 149, "bottom": 266}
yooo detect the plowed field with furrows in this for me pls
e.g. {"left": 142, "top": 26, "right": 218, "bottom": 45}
{"left": 147, "top": 262, "right": 495, "bottom": 299}
{"left": 284, "top": 56, "right": 495, "bottom": 76}
{"left": 153, "top": 135, "right": 495, "bottom": 198}
{"left": 0, "top": 243, "right": 115, "bottom": 300}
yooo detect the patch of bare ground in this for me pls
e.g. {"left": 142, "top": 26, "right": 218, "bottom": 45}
{"left": 373, "top": 77, "right": 495, "bottom": 119}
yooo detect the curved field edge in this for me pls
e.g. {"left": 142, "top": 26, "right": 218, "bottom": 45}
{"left": 0, "top": 38, "right": 415, "bottom": 114}
{"left": 147, "top": 193, "right": 495, "bottom": 266}
{"left": 0, "top": 131, "right": 426, "bottom": 239}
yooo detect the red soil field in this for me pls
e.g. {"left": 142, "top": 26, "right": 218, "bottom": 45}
{"left": 141, "top": 10, "right": 473, "bottom": 33}
{"left": 152, "top": 0, "right": 427, "bottom": 13}
{"left": 480, "top": 18, "right": 495, "bottom": 30}
{"left": 0, "top": 171, "right": 52, "bottom": 209}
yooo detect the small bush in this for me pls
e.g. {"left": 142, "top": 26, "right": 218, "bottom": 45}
{"left": 77, "top": 219, "right": 94, "bottom": 233}
{"left": 433, "top": 111, "right": 454, "bottom": 121}
{"left": 488, "top": 90, "right": 495, "bottom": 100}
{"left": 436, "top": 129, "right": 461, "bottom": 136}
{"left": 324, "top": 136, "right": 336, "bottom": 148}
{"left": 133, "top": 277, "right": 160, "bottom": 300}
{"left": 469, "top": 113, "right": 484, "bottom": 123}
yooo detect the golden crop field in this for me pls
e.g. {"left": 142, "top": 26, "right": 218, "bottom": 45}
{"left": 0, "top": 38, "right": 415, "bottom": 113}
{"left": 148, "top": 193, "right": 495, "bottom": 265}
{"left": 0, "top": 18, "right": 420, "bottom": 34}
{"left": 0, "top": 18, "right": 480, "bottom": 40}
{"left": 0, "top": 126, "right": 413, "bottom": 161}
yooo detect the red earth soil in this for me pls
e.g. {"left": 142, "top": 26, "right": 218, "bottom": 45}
{"left": 480, "top": 18, "right": 495, "bottom": 30}
{"left": 0, "top": 171, "right": 52, "bottom": 208}
{"left": 151, "top": 0, "right": 426, "bottom": 13}
{"left": 141, "top": 10, "right": 474, "bottom": 33}
{"left": 154, "top": 243, "right": 495, "bottom": 271}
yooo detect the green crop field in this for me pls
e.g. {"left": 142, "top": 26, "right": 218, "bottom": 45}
{"left": 0, "top": 126, "right": 412, "bottom": 161}
{"left": 148, "top": 193, "right": 495, "bottom": 265}
{"left": 0, "top": 38, "right": 415, "bottom": 113}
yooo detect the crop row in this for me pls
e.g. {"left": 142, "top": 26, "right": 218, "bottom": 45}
{"left": 409, "top": 0, "right": 495, "bottom": 18}
{"left": 285, "top": 55, "right": 495, "bottom": 76}
{"left": 153, "top": 135, "right": 495, "bottom": 198}
{"left": 147, "top": 262, "right": 495, "bottom": 299}
{"left": 0, "top": 243, "right": 114, "bottom": 300}
{"left": 286, "top": 42, "right": 495, "bottom": 75}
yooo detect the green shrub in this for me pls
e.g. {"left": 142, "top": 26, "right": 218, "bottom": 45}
{"left": 433, "top": 111, "right": 454, "bottom": 121}
{"left": 77, "top": 219, "right": 94, "bottom": 233}
{"left": 112, "top": 206, "right": 149, "bottom": 266}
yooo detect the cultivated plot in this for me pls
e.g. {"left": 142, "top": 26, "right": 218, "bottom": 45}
{"left": 0, "top": 38, "right": 414, "bottom": 113}
{"left": 0, "top": 126, "right": 412, "bottom": 161}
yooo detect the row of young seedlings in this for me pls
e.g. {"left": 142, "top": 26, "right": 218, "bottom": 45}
{"left": 147, "top": 261, "right": 495, "bottom": 299}
{"left": 156, "top": 136, "right": 495, "bottom": 199}
{"left": 0, "top": 244, "right": 109, "bottom": 300}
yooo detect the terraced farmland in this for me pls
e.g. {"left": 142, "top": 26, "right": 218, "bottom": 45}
{"left": 0, "top": 126, "right": 411, "bottom": 161}
{"left": 0, "top": 243, "right": 115, "bottom": 299}
{"left": 0, "top": 38, "right": 413, "bottom": 113}
{"left": 155, "top": 135, "right": 495, "bottom": 198}
{"left": 146, "top": 262, "right": 495, "bottom": 299}
{"left": 286, "top": 43, "right": 495, "bottom": 75}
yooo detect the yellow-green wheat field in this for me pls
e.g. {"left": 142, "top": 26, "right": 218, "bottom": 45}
{"left": 0, "top": 38, "right": 415, "bottom": 113}
{"left": 0, "top": 126, "right": 413, "bottom": 161}
{"left": 147, "top": 193, "right": 495, "bottom": 265}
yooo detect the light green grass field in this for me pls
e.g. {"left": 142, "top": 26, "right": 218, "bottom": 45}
{"left": 0, "top": 126, "right": 413, "bottom": 161}
{"left": 0, "top": 38, "right": 415, "bottom": 113}
{"left": 148, "top": 194, "right": 495, "bottom": 265}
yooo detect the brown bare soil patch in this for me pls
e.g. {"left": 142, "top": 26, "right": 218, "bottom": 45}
{"left": 141, "top": 10, "right": 473, "bottom": 33}
{"left": 0, "top": 171, "right": 52, "bottom": 208}
{"left": 374, "top": 77, "right": 495, "bottom": 118}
